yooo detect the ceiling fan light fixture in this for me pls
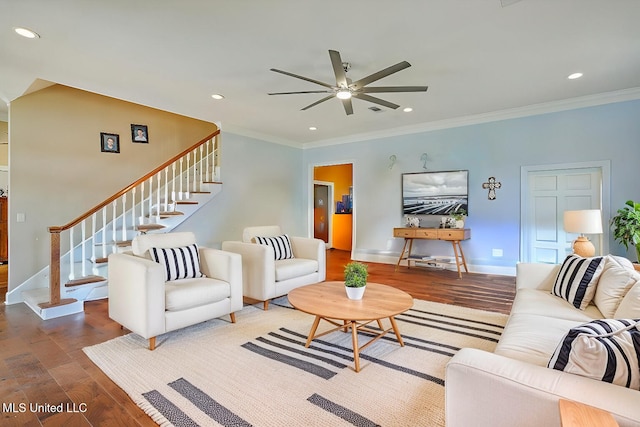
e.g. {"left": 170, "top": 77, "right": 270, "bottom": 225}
{"left": 403, "top": 107, "right": 413, "bottom": 112}
{"left": 211, "top": 93, "right": 225, "bottom": 100}
{"left": 568, "top": 72, "right": 583, "bottom": 80}
{"left": 336, "top": 89, "right": 352, "bottom": 100}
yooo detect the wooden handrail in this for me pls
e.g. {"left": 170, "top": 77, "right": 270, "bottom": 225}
{"left": 48, "top": 129, "right": 219, "bottom": 233}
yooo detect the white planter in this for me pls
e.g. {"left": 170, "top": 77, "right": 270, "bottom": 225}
{"left": 345, "top": 285, "right": 366, "bottom": 300}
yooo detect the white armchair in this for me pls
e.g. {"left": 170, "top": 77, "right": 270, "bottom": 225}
{"left": 222, "top": 226, "right": 326, "bottom": 310}
{"left": 108, "top": 232, "right": 243, "bottom": 350}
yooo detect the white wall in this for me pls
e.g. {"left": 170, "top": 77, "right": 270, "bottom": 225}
{"left": 176, "top": 132, "right": 306, "bottom": 246}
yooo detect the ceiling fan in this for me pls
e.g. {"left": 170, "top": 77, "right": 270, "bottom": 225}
{"left": 268, "top": 50, "right": 428, "bottom": 115}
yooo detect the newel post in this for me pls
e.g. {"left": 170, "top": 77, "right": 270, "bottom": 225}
{"left": 47, "top": 227, "right": 62, "bottom": 306}
{"left": 39, "top": 227, "right": 76, "bottom": 309}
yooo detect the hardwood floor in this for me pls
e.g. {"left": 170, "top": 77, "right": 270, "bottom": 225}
{"left": 0, "top": 250, "right": 515, "bottom": 426}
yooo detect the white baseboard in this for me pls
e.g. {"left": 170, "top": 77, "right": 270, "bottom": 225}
{"left": 352, "top": 249, "right": 516, "bottom": 276}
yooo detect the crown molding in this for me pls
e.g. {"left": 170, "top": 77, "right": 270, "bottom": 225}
{"left": 302, "top": 87, "right": 640, "bottom": 149}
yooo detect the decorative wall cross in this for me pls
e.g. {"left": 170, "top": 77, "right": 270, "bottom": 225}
{"left": 482, "top": 176, "right": 502, "bottom": 200}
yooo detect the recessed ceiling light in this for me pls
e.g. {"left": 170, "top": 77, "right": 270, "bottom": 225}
{"left": 568, "top": 72, "right": 583, "bottom": 80}
{"left": 403, "top": 107, "right": 413, "bottom": 113}
{"left": 309, "top": 126, "right": 317, "bottom": 131}
{"left": 211, "top": 94, "right": 225, "bottom": 100}
{"left": 14, "top": 27, "right": 40, "bottom": 39}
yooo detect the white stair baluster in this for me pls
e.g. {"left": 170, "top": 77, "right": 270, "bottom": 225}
{"left": 121, "top": 194, "right": 127, "bottom": 242}
{"left": 112, "top": 201, "right": 117, "bottom": 253}
{"left": 140, "top": 181, "right": 145, "bottom": 224}
{"left": 164, "top": 167, "right": 169, "bottom": 212}
{"left": 102, "top": 207, "right": 107, "bottom": 259}
{"left": 205, "top": 139, "right": 210, "bottom": 182}
{"left": 148, "top": 177, "right": 153, "bottom": 222}
{"left": 185, "top": 153, "right": 190, "bottom": 198}
{"left": 192, "top": 149, "right": 197, "bottom": 193}
{"left": 81, "top": 219, "right": 87, "bottom": 277}
{"left": 199, "top": 145, "right": 204, "bottom": 189}
{"left": 91, "top": 213, "right": 97, "bottom": 263}
{"left": 179, "top": 158, "right": 184, "bottom": 200}
{"left": 156, "top": 173, "right": 161, "bottom": 220}
{"left": 131, "top": 187, "right": 137, "bottom": 229}
{"left": 69, "top": 227, "right": 75, "bottom": 280}
{"left": 171, "top": 163, "right": 176, "bottom": 204}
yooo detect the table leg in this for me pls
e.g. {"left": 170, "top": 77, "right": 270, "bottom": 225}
{"left": 305, "top": 315, "right": 322, "bottom": 348}
{"left": 457, "top": 241, "right": 469, "bottom": 273}
{"left": 389, "top": 316, "right": 405, "bottom": 347}
{"left": 350, "top": 320, "right": 360, "bottom": 372}
{"left": 451, "top": 241, "right": 462, "bottom": 278}
{"left": 396, "top": 238, "right": 409, "bottom": 270}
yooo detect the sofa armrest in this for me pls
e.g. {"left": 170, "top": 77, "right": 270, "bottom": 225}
{"left": 221, "top": 241, "right": 276, "bottom": 301}
{"left": 200, "top": 247, "right": 243, "bottom": 312}
{"left": 290, "top": 236, "right": 326, "bottom": 281}
{"left": 446, "top": 348, "right": 640, "bottom": 427}
{"left": 516, "top": 263, "right": 560, "bottom": 291}
{"left": 107, "top": 253, "right": 166, "bottom": 339}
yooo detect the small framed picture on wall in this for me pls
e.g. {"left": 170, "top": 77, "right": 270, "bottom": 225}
{"left": 131, "top": 124, "right": 149, "bottom": 143}
{"left": 100, "top": 132, "right": 120, "bottom": 153}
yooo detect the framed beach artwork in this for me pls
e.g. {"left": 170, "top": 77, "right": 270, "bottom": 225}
{"left": 401, "top": 170, "right": 468, "bottom": 215}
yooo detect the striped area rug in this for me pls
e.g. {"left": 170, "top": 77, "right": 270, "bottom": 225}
{"left": 84, "top": 298, "right": 507, "bottom": 426}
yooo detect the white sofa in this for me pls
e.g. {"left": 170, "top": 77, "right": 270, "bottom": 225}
{"left": 446, "top": 256, "right": 640, "bottom": 427}
{"left": 221, "top": 225, "right": 326, "bottom": 310}
{"left": 108, "top": 232, "right": 243, "bottom": 350}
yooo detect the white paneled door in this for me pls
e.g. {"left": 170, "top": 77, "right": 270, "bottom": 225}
{"left": 521, "top": 162, "right": 610, "bottom": 263}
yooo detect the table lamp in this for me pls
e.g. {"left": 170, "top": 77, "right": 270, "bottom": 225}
{"left": 563, "top": 209, "right": 603, "bottom": 257}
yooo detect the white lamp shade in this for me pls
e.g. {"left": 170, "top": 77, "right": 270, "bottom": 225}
{"left": 563, "top": 209, "right": 603, "bottom": 234}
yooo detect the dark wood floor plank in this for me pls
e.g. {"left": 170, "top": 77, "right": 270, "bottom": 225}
{"left": 0, "top": 249, "right": 515, "bottom": 426}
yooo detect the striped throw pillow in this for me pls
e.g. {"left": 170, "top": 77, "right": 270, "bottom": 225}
{"left": 548, "top": 319, "right": 640, "bottom": 389}
{"left": 552, "top": 254, "right": 605, "bottom": 310}
{"left": 150, "top": 244, "right": 203, "bottom": 281}
{"left": 255, "top": 234, "right": 294, "bottom": 260}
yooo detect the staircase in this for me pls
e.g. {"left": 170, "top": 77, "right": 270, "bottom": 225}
{"left": 9, "top": 131, "right": 222, "bottom": 320}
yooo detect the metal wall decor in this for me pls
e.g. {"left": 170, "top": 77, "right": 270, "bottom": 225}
{"left": 482, "top": 176, "right": 501, "bottom": 200}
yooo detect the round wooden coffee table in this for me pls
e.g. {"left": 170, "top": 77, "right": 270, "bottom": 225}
{"left": 288, "top": 281, "right": 414, "bottom": 372}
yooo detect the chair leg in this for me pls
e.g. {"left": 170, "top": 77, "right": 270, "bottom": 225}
{"left": 230, "top": 312, "right": 236, "bottom": 323}
{"left": 149, "top": 337, "right": 156, "bottom": 351}
{"left": 263, "top": 300, "right": 270, "bottom": 311}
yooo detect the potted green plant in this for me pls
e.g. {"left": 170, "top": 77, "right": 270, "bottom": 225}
{"left": 610, "top": 200, "right": 640, "bottom": 262}
{"left": 450, "top": 209, "right": 467, "bottom": 229}
{"left": 344, "top": 261, "right": 368, "bottom": 300}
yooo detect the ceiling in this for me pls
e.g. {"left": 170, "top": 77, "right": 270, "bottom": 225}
{"left": 1, "top": 0, "right": 639, "bottom": 148}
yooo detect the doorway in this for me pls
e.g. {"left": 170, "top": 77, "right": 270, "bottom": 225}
{"left": 312, "top": 163, "right": 354, "bottom": 253}
{"left": 521, "top": 161, "right": 610, "bottom": 263}
{"left": 313, "top": 182, "right": 332, "bottom": 246}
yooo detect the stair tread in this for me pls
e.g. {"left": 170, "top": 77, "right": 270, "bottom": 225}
{"left": 116, "top": 240, "right": 132, "bottom": 247}
{"left": 190, "top": 191, "right": 212, "bottom": 194}
{"left": 66, "top": 275, "right": 107, "bottom": 287}
{"left": 175, "top": 200, "right": 199, "bottom": 205}
{"left": 93, "top": 257, "right": 108, "bottom": 264}
{"left": 38, "top": 298, "right": 78, "bottom": 309}
{"left": 203, "top": 181, "right": 222, "bottom": 184}
{"left": 157, "top": 211, "right": 184, "bottom": 216}
{"left": 137, "top": 223, "right": 166, "bottom": 230}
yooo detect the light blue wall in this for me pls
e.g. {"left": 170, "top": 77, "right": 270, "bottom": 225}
{"left": 178, "top": 132, "right": 306, "bottom": 246}
{"left": 302, "top": 100, "right": 640, "bottom": 270}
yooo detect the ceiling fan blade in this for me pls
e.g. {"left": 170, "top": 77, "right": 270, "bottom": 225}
{"left": 341, "top": 98, "right": 354, "bottom": 115}
{"left": 301, "top": 95, "right": 335, "bottom": 111}
{"left": 329, "top": 50, "right": 348, "bottom": 88}
{"left": 359, "top": 86, "right": 428, "bottom": 93}
{"left": 270, "top": 68, "right": 334, "bottom": 89}
{"left": 351, "top": 61, "right": 411, "bottom": 89}
{"left": 268, "top": 90, "right": 333, "bottom": 95}
{"left": 352, "top": 93, "right": 400, "bottom": 110}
